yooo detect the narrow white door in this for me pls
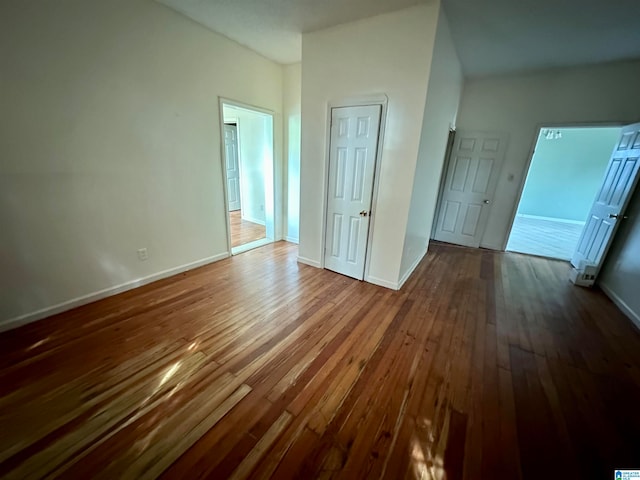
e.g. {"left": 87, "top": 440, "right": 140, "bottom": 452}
{"left": 571, "top": 122, "right": 640, "bottom": 270}
{"left": 433, "top": 131, "right": 508, "bottom": 247}
{"left": 325, "top": 105, "right": 381, "bottom": 280}
{"left": 224, "top": 124, "right": 241, "bottom": 211}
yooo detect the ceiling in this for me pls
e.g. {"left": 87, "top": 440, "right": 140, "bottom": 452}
{"left": 156, "top": 0, "right": 428, "bottom": 64}
{"left": 157, "top": 0, "right": 640, "bottom": 75}
{"left": 444, "top": 0, "right": 640, "bottom": 76}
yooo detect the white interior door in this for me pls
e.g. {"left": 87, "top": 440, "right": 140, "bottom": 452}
{"left": 433, "top": 131, "right": 508, "bottom": 247}
{"left": 324, "top": 105, "right": 381, "bottom": 280}
{"left": 571, "top": 122, "right": 640, "bottom": 270}
{"left": 224, "top": 124, "right": 241, "bottom": 212}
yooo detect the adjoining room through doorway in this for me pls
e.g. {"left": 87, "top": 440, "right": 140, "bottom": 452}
{"left": 221, "top": 101, "right": 275, "bottom": 254}
{"left": 507, "top": 126, "right": 622, "bottom": 260}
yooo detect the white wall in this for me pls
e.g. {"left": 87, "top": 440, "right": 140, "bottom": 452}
{"left": 284, "top": 64, "right": 301, "bottom": 243}
{"left": 0, "top": 0, "right": 283, "bottom": 328}
{"left": 456, "top": 60, "right": 640, "bottom": 250}
{"left": 223, "top": 105, "right": 269, "bottom": 226}
{"left": 600, "top": 185, "right": 640, "bottom": 328}
{"left": 399, "top": 9, "right": 463, "bottom": 283}
{"left": 298, "top": 3, "right": 439, "bottom": 287}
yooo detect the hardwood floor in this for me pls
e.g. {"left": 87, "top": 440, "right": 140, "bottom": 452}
{"left": 507, "top": 214, "right": 584, "bottom": 260}
{"left": 1, "top": 241, "right": 639, "bottom": 479}
{"left": 230, "top": 210, "right": 266, "bottom": 248}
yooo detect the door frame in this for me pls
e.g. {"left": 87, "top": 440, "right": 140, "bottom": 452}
{"left": 320, "top": 94, "right": 388, "bottom": 282}
{"left": 218, "top": 97, "right": 276, "bottom": 255}
{"left": 431, "top": 129, "right": 457, "bottom": 239}
{"left": 503, "top": 121, "right": 628, "bottom": 252}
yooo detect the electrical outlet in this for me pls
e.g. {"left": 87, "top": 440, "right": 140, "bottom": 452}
{"left": 137, "top": 248, "right": 148, "bottom": 261}
{"left": 260, "top": 204, "right": 264, "bottom": 211}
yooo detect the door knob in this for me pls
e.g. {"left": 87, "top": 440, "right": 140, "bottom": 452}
{"left": 359, "top": 210, "right": 368, "bottom": 217}
{"left": 483, "top": 199, "right": 490, "bottom": 204}
{"left": 608, "top": 213, "right": 629, "bottom": 219}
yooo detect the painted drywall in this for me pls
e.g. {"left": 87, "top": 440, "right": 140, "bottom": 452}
{"left": 517, "top": 127, "right": 620, "bottom": 222}
{"left": 456, "top": 60, "right": 640, "bottom": 250}
{"left": 0, "top": 0, "right": 283, "bottom": 327}
{"left": 298, "top": 3, "right": 439, "bottom": 287}
{"left": 600, "top": 184, "right": 640, "bottom": 327}
{"left": 284, "top": 64, "right": 301, "bottom": 243}
{"left": 223, "top": 105, "right": 269, "bottom": 226}
{"left": 399, "top": 9, "right": 463, "bottom": 282}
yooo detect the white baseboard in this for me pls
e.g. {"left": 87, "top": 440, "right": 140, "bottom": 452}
{"left": 397, "top": 247, "right": 428, "bottom": 290}
{"left": 0, "top": 252, "right": 230, "bottom": 333}
{"left": 241, "top": 214, "right": 266, "bottom": 226}
{"left": 599, "top": 282, "right": 640, "bottom": 331}
{"left": 285, "top": 236, "right": 299, "bottom": 244}
{"left": 297, "top": 256, "right": 321, "bottom": 268}
{"left": 366, "top": 275, "right": 399, "bottom": 291}
{"left": 480, "top": 242, "right": 503, "bottom": 251}
{"left": 517, "top": 213, "right": 585, "bottom": 225}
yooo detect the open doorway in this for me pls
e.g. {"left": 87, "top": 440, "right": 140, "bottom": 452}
{"left": 220, "top": 100, "right": 275, "bottom": 254}
{"left": 506, "top": 125, "right": 622, "bottom": 260}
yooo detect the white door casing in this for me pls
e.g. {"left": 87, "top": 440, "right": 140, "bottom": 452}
{"left": 433, "top": 131, "right": 508, "bottom": 248}
{"left": 571, "top": 122, "right": 640, "bottom": 271}
{"left": 324, "top": 105, "right": 382, "bottom": 280}
{"left": 224, "top": 124, "right": 241, "bottom": 212}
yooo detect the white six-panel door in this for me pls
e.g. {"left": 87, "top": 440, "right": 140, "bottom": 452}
{"left": 224, "top": 124, "right": 241, "bottom": 212}
{"left": 571, "top": 122, "right": 640, "bottom": 270}
{"left": 324, "top": 105, "right": 381, "bottom": 280}
{"left": 433, "top": 131, "right": 508, "bottom": 248}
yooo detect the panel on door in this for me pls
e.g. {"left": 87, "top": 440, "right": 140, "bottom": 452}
{"left": 433, "top": 131, "right": 508, "bottom": 248}
{"left": 324, "top": 105, "right": 382, "bottom": 280}
{"left": 571, "top": 123, "right": 640, "bottom": 271}
{"left": 224, "top": 124, "right": 241, "bottom": 211}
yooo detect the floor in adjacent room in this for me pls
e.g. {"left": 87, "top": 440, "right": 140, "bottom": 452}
{"left": 506, "top": 214, "right": 585, "bottom": 260}
{"left": 230, "top": 210, "right": 266, "bottom": 248}
{"left": 1, "top": 241, "right": 639, "bottom": 479}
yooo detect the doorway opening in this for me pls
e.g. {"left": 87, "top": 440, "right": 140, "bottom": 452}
{"left": 220, "top": 100, "right": 275, "bottom": 255}
{"left": 506, "top": 125, "right": 622, "bottom": 260}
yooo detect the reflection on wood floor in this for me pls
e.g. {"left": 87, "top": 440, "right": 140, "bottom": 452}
{"left": 230, "top": 210, "right": 266, "bottom": 248}
{"left": 1, "top": 242, "right": 639, "bottom": 479}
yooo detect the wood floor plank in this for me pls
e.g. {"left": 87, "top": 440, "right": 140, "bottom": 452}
{"left": 1, "top": 241, "right": 639, "bottom": 478}
{"left": 119, "top": 383, "right": 252, "bottom": 480}
{"left": 0, "top": 339, "right": 192, "bottom": 469}
{"left": 228, "top": 410, "right": 292, "bottom": 480}
{"left": 509, "top": 345, "right": 573, "bottom": 479}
